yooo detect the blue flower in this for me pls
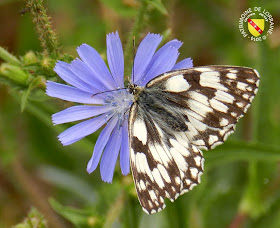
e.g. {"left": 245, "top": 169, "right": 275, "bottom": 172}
{"left": 46, "top": 32, "right": 193, "bottom": 183}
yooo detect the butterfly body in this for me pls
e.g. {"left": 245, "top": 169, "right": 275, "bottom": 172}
{"left": 128, "top": 66, "right": 259, "bottom": 214}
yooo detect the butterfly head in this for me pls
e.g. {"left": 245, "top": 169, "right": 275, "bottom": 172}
{"left": 127, "top": 82, "right": 143, "bottom": 97}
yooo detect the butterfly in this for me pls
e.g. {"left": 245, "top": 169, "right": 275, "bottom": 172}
{"left": 127, "top": 65, "right": 259, "bottom": 214}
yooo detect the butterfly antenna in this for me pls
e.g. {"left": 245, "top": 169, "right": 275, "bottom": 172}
{"left": 132, "top": 36, "right": 136, "bottom": 84}
{"left": 91, "top": 88, "right": 126, "bottom": 98}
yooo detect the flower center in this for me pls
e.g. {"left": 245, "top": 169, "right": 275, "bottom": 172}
{"left": 104, "top": 89, "right": 134, "bottom": 122}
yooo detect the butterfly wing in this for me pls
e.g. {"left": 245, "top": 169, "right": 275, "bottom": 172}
{"left": 145, "top": 66, "right": 260, "bottom": 150}
{"left": 129, "top": 102, "right": 204, "bottom": 214}
{"left": 129, "top": 66, "right": 259, "bottom": 214}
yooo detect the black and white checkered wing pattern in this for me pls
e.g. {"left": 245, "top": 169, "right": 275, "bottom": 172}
{"left": 129, "top": 103, "right": 204, "bottom": 214}
{"left": 129, "top": 66, "right": 259, "bottom": 214}
{"left": 147, "top": 66, "right": 260, "bottom": 150}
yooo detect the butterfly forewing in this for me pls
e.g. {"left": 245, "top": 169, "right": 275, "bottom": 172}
{"left": 129, "top": 66, "right": 259, "bottom": 214}
{"left": 146, "top": 66, "right": 259, "bottom": 150}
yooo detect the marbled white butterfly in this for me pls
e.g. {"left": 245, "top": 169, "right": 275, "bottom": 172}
{"left": 128, "top": 66, "right": 259, "bottom": 214}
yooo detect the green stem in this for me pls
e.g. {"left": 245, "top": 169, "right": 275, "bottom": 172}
{"left": 103, "top": 191, "right": 125, "bottom": 228}
{"left": 0, "top": 47, "right": 21, "bottom": 65}
{"left": 239, "top": 162, "right": 264, "bottom": 218}
{"left": 123, "top": 0, "right": 149, "bottom": 79}
{"left": 25, "top": 0, "right": 59, "bottom": 56}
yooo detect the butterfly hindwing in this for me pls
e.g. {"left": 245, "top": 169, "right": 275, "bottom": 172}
{"left": 129, "top": 65, "right": 259, "bottom": 214}
{"left": 129, "top": 102, "right": 204, "bottom": 214}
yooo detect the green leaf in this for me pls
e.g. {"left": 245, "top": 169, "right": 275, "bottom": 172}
{"left": 49, "top": 198, "right": 102, "bottom": 228}
{"left": 0, "top": 75, "right": 24, "bottom": 88}
{"left": 39, "top": 166, "right": 97, "bottom": 203}
{"left": 205, "top": 140, "right": 280, "bottom": 169}
{"left": 269, "top": 208, "right": 280, "bottom": 228}
{"left": 146, "top": 0, "right": 168, "bottom": 15}
{"left": 0, "top": 46, "right": 21, "bottom": 65}
{"left": 21, "top": 76, "right": 44, "bottom": 112}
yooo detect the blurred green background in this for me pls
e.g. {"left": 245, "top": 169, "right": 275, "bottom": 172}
{"left": 0, "top": 0, "right": 280, "bottom": 227}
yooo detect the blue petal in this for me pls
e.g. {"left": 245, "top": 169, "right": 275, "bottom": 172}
{"left": 107, "top": 32, "right": 124, "bottom": 87}
{"left": 100, "top": 124, "right": 122, "bottom": 183}
{"left": 161, "top": 39, "right": 183, "bottom": 49}
{"left": 54, "top": 61, "right": 94, "bottom": 93}
{"left": 133, "top": 33, "right": 162, "bottom": 83}
{"left": 70, "top": 59, "right": 108, "bottom": 91}
{"left": 63, "top": 136, "right": 84, "bottom": 146}
{"left": 58, "top": 112, "right": 113, "bottom": 146}
{"left": 140, "top": 46, "right": 179, "bottom": 86}
{"left": 87, "top": 115, "right": 118, "bottom": 173}
{"left": 87, "top": 115, "right": 118, "bottom": 174}
{"left": 52, "top": 105, "right": 115, "bottom": 125}
{"left": 138, "top": 40, "right": 182, "bottom": 86}
{"left": 172, "top": 58, "right": 193, "bottom": 70}
{"left": 120, "top": 119, "right": 130, "bottom": 175}
{"left": 149, "top": 40, "right": 182, "bottom": 63}
{"left": 77, "top": 44, "right": 117, "bottom": 89}
{"left": 46, "top": 81, "right": 105, "bottom": 104}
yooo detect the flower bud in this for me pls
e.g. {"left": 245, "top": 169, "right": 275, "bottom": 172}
{"left": 23, "top": 51, "right": 38, "bottom": 65}
{"left": 0, "top": 63, "right": 30, "bottom": 85}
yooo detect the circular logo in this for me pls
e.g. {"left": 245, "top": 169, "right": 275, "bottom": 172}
{"left": 239, "top": 7, "right": 274, "bottom": 41}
